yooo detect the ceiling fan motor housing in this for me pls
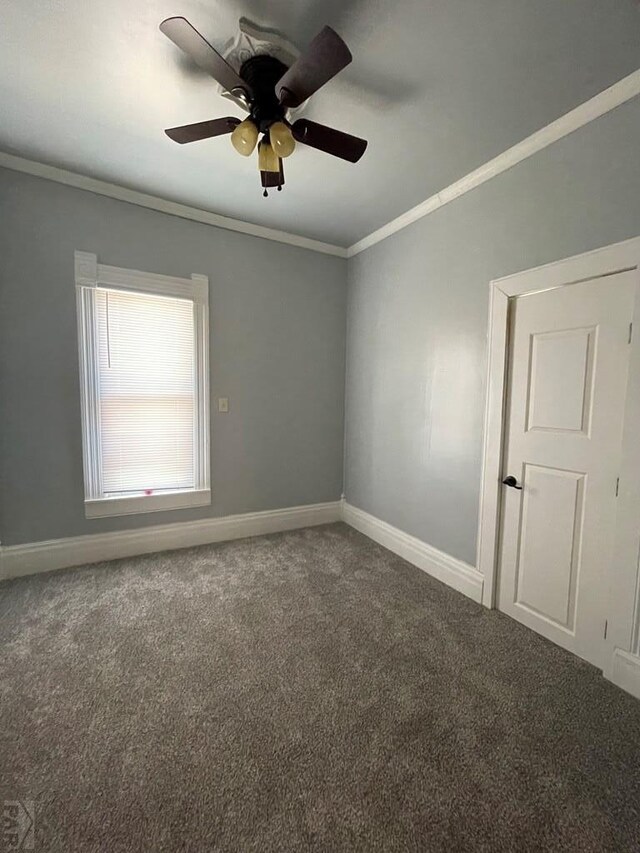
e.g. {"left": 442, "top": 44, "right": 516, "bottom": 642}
{"left": 240, "top": 55, "right": 290, "bottom": 132}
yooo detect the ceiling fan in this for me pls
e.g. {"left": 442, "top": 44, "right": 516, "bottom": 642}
{"left": 160, "top": 17, "right": 368, "bottom": 195}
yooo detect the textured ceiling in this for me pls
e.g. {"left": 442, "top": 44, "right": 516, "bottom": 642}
{"left": 1, "top": 0, "right": 639, "bottom": 246}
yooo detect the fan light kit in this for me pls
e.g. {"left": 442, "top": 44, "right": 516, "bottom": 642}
{"left": 160, "top": 17, "right": 368, "bottom": 196}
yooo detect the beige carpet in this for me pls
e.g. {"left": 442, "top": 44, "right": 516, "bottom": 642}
{"left": 1, "top": 523, "right": 639, "bottom": 851}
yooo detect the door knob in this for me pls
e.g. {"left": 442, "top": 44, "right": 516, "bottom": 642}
{"left": 502, "top": 475, "right": 523, "bottom": 490}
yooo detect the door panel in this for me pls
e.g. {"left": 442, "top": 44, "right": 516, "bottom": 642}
{"left": 498, "top": 271, "right": 636, "bottom": 667}
{"left": 515, "top": 464, "right": 584, "bottom": 630}
{"left": 526, "top": 327, "right": 595, "bottom": 434}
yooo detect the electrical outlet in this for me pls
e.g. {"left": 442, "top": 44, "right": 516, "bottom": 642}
{"left": 217, "top": 397, "right": 229, "bottom": 413}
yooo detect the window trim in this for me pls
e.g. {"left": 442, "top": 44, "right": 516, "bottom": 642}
{"left": 74, "top": 251, "right": 210, "bottom": 518}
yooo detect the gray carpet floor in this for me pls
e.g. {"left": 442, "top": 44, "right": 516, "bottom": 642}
{"left": 1, "top": 523, "right": 639, "bottom": 852}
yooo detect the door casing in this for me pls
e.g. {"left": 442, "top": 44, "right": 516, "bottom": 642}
{"left": 476, "top": 236, "right": 640, "bottom": 695}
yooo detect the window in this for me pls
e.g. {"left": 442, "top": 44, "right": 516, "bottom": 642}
{"left": 75, "top": 252, "right": 210, "bottom": 518}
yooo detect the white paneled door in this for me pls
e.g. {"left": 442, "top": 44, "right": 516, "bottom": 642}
{"left": 497, "top": 271, "right": 636, "bottom": 668}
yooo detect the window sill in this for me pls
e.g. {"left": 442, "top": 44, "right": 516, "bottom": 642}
{"left": 85, "top": 489, "right": 211, "bottom": 519}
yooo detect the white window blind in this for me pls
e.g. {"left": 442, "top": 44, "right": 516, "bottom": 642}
{"left": 75, "top": 252, "right": 210, "bottom": 518}
{"left": 97, "top": 289, "right": 196, "bottom": 495}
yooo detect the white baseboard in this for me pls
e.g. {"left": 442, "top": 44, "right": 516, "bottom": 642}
{"left": 342, "top": 502, "right": 484, "bottom": 603}
{"left": 0, "top": 501, "right": 342, "bottom": 581}
{"left": 609, "top": 648, "right": 640, "bottom": 700}
{"left": 1, "top": 499, "right": 485, "bottom": 604}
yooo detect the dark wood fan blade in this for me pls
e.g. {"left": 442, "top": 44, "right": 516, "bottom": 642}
{"left": 160, "top": 17, "right": 251, "bottom": 98}
{"left": 165, "top": 117, "right": 240, "bottom": 144}
{"left": 276, "top": 26, "right": 351, "bottom": 108}
{"left": 291, "top": 119, "right": 367, "bottom": 162}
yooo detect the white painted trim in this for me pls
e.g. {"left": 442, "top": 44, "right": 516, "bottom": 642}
{"left": 477, "top": 283, "right": 510, "bottom": 609}
{"left": 2, "top": 70, "right": 638, "bottom": 261}
{"left": 75, "top": 250, "right": 209, "bottom": 302}
{"left": 0, "top": 151, "right": 347, "bottom": 259}
{"left": 74, "top": 250, "right": 97, "bottom": 287}
{"left": 342, "top": 502, "right": 484, "bottom": 603}
{"left": 347, "top": 68, "right": 640, "bottom": 257}
{"left": 476, "top": 236, "right": 640, "bottom": 698}
{"left": 74, "top": 252, "right": 211, "bottom": 513}
{"left": 610, "top": 649, "right": 640, "bottom": 701}
{"left": 604, "top": 251, "right": 640, "bottom": 677}
{"left": 98, "top": 262, "right": 208, "bottom": 303}
{"left": 0, "top": 501, "right": 342, "bottom": 581}
{"left": 85, "top": 489, "right": 211, "bottom": 519}
{"left": 490, "top": 235, "right": 640, "bottom": 293}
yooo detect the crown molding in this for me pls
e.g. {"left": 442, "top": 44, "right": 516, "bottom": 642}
{"left": 2, "top": 67, "right": 638, "bottom": 262}
{"left": 347, "top": 67, "right": 640, "bottom": 257}
{"left": 0, "top": 151, "right": 348, "bottom": 259}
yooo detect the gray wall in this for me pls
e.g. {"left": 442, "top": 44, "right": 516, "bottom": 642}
{"left": 0, "top": 169, "right": 347, "bottom": 545}
{"left": 344, "top": 97, "right": 640, "bottom": 566}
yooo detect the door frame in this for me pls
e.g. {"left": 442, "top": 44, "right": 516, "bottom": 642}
{"left": 476, "top": 236, "right": 640, "bottom": 693}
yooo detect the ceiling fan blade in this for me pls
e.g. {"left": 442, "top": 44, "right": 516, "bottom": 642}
{"left": 160, "top": 16, "right": 251, "bottom": 98}
{"left": 276, "top": 26, "right": 351, "bottom": 108}
{"left": 165, "top": 117, "right": 240, "bottom": 144}
{"left": 292, "top": 119, "right": 367, "bottom": 163}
